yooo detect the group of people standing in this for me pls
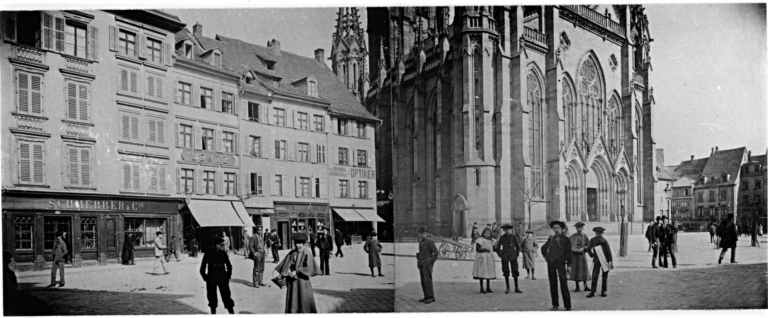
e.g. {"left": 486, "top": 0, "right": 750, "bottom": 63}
{"left": 645, "top": 215, "right": 678, "bottom": 268}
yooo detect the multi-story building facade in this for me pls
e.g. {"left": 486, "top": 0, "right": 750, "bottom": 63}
{"left": 690, "top": 147, "right": 747, "bottom": 224}
{"left": 363, "top": 6, "right": 659, "bottom": 237}
{"left": 1, "top": 10, "right": 186, "bottom": 270}
{"left": 737, "top": 152, "right": 766, "bottom": 228}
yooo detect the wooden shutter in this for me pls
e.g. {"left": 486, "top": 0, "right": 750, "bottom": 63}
{"left": 331, "top": 117, "right": 338, "bottom": 134}
{"left": 159, "top": 166, "right": 168, "bottom": 192}
{"left": 129, "top": 69, "right": 139, "bottom": 94}
{"left": 243, "top": 172, "right": 250, "bottom": 198}
{"left": 122, "top": 163, "right": 132, "bottom": 190}
{"left": 120, "top": 114, "right": 130, "bottom": 139}
{"left": 176, "top": 167, "right": 182, "bottom": 194}
{"left": 33, "top": 143, "right": 44, "bottom": 184}
{"left": 30, "top": 74, "right": 42, "bottom": 115}
{"left": 149, "top": 166, "right": 158, "bottom": 191}
{"left": 147, "top": 74, "right": 155, "bottom": 97}
{"left": 78, "top": 83, "right": 88, "bottom": 121}
{"left": 215, "top": 90, "right": 221, "bottom": 112}
{"left": 194, "top": 126, "right": 202, "bottom": 150}
{"left": 215, "top": 129, "right": 222, "bottom": 153}
{"left": 232, "top": 94, "right": 239, "bottom": 116}
{"left": 193, "top": 85, "right": 200, "bottom": 107}
{"left": 119, "top": 68, "right": 129, "bottom": 93}
{"left": 41, "top": 13, "right": 53, "bottom": 50}
{"left": 148, "top": 118, "right": 157, "bottom": 142}
{"left": 157, "top": 120, "right": 165, "bottom": 144}
{"left": 4, "top": 12, "right": 17, "bottom": 42}
{"left": 164, "top": 42, "right": 172, "bottom": 66}
{"left": 19, "top": 142, "right": 31, "bottom": 183}
{"left": 132, "top": 163, "right": 141, "bottom": 191}
{"left": 233, "top": 133, "right": 239, "bottom": 155}
{"left": 234, "top": 173, "right": 240, "bottom": 197}
{"left": 68, "top": 147, "right": 79, "bottom": 186}
{"left": 156, "top": 77, "right": 164, "bottom": 99}
{"left": 66, "top": 82, "right": 77, "bottom": 119}
{"left": 352, "top": 149, "right": 358, "bottom": 167}
{"left": 295, "top": 176, "right": 299, "bottom": 198}
{"left": 174, "top": 80, "right": 181, "bottom": 103}
{"left": 88, "top": 25, "right": 98, "bottom": 61}
{"left": 257, "top": 174, "right": 264, "bottom": 196}
{"left": 332, "top": 146, "right": 338, "bottom": 165}
{"left": 17, "top": 72, "right": 28, "bottom": 114}
{"left": 108, "top": 25, "right": 117, "bottom": 52}
{"left": 263, "top": 174, "right": 270, "bottom": 197}
{"left": 271, "top": 175, "right": 278, "bottom": 196}
{"left": 130, "top": 115, "right": 139, "bottom": 140}
{"left": 274, "top": 140, "right": 280, "bottom": 160}
{"left": 319, "top": 177, "right": 328, "bottom": 198}
{"left": 292, "top": 110, "right": 297, "bottom": 129}
{"left": 310, "top": 144, "right": 317, "bottom": 164}
{"left": 138, "top": 34, "right": 146, "bottom": 59}
{"left": 196, "top": 169, "right": 204, "bottom": 194}
{"left": 80, "top": 148, "right": 90, "bottom": 186}
{"left": 174, "top": 123, "right": 180, "bottom": 147}
{"left": 54, "top": 16, "right": 64, "bottom": 52}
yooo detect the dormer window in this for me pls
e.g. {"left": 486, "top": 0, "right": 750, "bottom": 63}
{"left": 266, "top": 61, "right": 275, "bottom": 70}
{"left": 308, "top": 79, "right": 318, "bottom": 97}
{"left": 213, "top": 52, "right": 221, "bottom": 67}
{"left": 245, "top": 77, "right": 252, "bottom": 85}
{"left": 184, "top": 43, "right": 193, "bottom": 59}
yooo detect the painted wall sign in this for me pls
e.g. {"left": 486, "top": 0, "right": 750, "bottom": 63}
{"left": 1, "top": 196, "right": 178, "bottom": 213}
{"left": 181, "top": 150, "right": 236, "bottom": 166}
{"left": 275, "top": 204, "right": 328, "bottom": 212}
{"left": 328, "top": 166, "right": 376, "bottom": 180}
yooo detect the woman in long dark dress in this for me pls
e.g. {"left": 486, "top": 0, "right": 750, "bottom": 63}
{"left": 364, "top": 231, "right": 384, "bottom": 277}
{"left": 121, "top": 234, "right": 135, "bottom": 265}
{"left": 274, "top": 233, "right": 320, "bottom": 313}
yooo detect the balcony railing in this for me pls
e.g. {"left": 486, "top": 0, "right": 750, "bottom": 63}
{"left": 65, "top": 56, "right": 90, "bottom": 74}
{"left": 524, "top": 27, "right": 548, "bottom": 46}
{"left": 562, "top": 5, "right": 626, "bottom": 36}
{"left": 13, "top": 45, "right": 46, "bottom": 65}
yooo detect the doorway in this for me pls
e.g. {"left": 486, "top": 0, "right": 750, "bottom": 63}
{"left": 44, "top": 216, "right": 72, "bottom": 261}
{"left": 278, "top": 221, "right": 289, "bottom": 250}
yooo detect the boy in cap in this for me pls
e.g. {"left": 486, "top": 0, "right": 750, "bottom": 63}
{"left": 417, "top": 227, "right": 439, "bottom": 304}
{"left": 200, "top": 237, "right": 234, "bottom": 314}
{"left": 522, "top": 229, "right": 538, "bottom": 279}
{"left": 585, "top": 227, "right": 613, "bottom": 298}
{"left": 541, "top": 221, "right": 572, "bottom": 311}
{"left": 569, "top": 222, "right": 590, "bottom": 292}
{"left": 496, "top": 223, "right": 522, "bottom": 294}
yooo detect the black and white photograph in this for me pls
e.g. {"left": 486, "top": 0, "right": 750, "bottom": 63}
{"left": 0, "top": 1, "right": 765, "bottom": 316}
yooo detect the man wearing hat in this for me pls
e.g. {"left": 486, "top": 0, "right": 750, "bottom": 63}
{"left": 276, "top": 232, "right": 320, "bottom": 313}
{"left": 645, "top": 216, "right": 662, "bottom": 268}
{"left": 718, "top": 213, "right": 739, "bottom": 264}
{"left": 658, "top": 215, "right": 677, "bottom": 268}
{"left": 521, "top": 229, "right": 538, "bottom": 279}
{"left": 541, "top": 221, "right": 572, "bottom": 311}
{"left": 496, "top": 223, "right": 523, "bottom": 294}
{"left": 316, "top": 227, "right": 333, "bottom": 275}
{"left": 585, "top": 227, "right": 612, "bottom": 298}
{"left": 491, "top": 222, "right": 501, "bottom": 240}
{"left": 364, "top": 231, "right": 384, "bottom": 277}
{"left": 569, "top": 222, "right": 590, "bottom": 292}
{"left": 200, "top": 237, "right": 235, "bottom": 314}
{"left": 417, "top": 227, "right": 439, "bottom": 304}
{"left": 248, "top": 226, "right": 267, "bottom": 288}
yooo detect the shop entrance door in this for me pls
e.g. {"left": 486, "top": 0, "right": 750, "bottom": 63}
{"left": 44, "top": 216, "right": 71, "bottom": 262}
{"left": 278, "top": 221, "right": 289, "bottom": 250}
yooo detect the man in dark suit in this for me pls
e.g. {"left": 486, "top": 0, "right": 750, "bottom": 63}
{"left": 541, "top": 221, "right": 572, "bottom": 311}
{"left": 269, "top": 230, "right": 281, "bottom": 263}
{"left": 497, "top": 224, "right": 522, "bottom": 294}
{"left": 718, "top": 213, "right": 739, "bottom": 264}
{"left": 316, "top": 227, "right": 333, "bottom": 275}
{"left": 658, "top": 215, "right": 677, "bottom": 268}
{"left": 334, "top": 228, "right": 345, "bottom": 257}
{"left": 248, "top": 226, "right": 267, "bottom": 288}
{"left": 646, "top": 216, "right": 661, "bottom": 268}
{"left": 417, "top": 227, "right": 439, "bottom": 304}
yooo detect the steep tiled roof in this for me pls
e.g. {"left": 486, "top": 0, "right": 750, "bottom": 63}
{"left": 748, "top": 154, "right": 766, "bottom": 165}
{"left": 657, "top": 165, "right": 675, "bottom": 181}
{"left": 699, "top": 147, "right": 747, "bottom": 185}
{"left": 672, "top": 157, "right": 709, "bottom": 178}
{"left": 673, "top": 175, "right": 697, "bottom": 187}
{"left": 175, "top": 30, "right": 377, "bottom": 122}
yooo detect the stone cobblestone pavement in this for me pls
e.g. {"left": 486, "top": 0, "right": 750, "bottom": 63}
{"left": 395, "top": 233, "right": 767, "bottom": 312}
{"left": 15, "top": 243, "right": 394, "bottom": 315}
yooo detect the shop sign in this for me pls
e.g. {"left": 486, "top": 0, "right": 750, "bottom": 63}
{"left": 2, "top": 196, "right": 177, "bottom": 213}
{"left": 274, "top": 204, "right": 327, "bottom": 212}
{"left": 328, "top": 166, "right": 376, "bottom": 179}
{"left": 181, "top": 149, "right": 236, "bottom": 166}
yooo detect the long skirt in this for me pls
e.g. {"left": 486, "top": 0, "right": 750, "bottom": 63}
{"left": 472, "top": 252, "right": 496, "bottom": 279}
{"left": 522, "top": 251, "right": 536, "bottom": 269}
{"left": 368, "top": 252, "right": 382, "bottom": 268}
{"left": 285, "top": 277, "right": 317, "bottom": 313}
{"left": 568, "top": 253, "right": 589, "bottom": 281}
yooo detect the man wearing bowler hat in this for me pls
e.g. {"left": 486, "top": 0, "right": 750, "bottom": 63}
{"left": 496, "top": 223, "right": 523, "bottom": 294}
{"left": 658, "top": 215, "right": 677, "bottom": 268}
{"left": 541, "top": 220, "right": 572, "bottom": 311}
{"left": 417, "top": 227, "right": 439, "bottom": 304}
{"left": 646, "top": 216, "right": 662, "bottom": 268}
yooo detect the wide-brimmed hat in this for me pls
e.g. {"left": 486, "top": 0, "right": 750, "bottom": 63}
{"left": 574, "top": 222, "right": 585, "bottom": 228}
{"left": 525, "top": 229, "right": 534, "bottom": 234}
{"left": 501, "top": 223, "right": 514, "bottom": 229}
{"left": 291, "top": 233, "right": 308, "bottom": 242}
{"left": 549, "top": 221, "right": 566, "bottom": 229}
{"left": 593, "top": 227, "right": 606, "bottom": 233}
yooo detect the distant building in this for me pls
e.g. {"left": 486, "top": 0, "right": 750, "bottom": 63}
{"left": 737, "top": 151, "right": 766, "bottom": 228}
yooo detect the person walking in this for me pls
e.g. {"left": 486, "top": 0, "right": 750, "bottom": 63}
{"left": 122, "top": 233, "right": 136, "bottom": 265}
{"left": 270, "top": 230, "right": 281, "bottom": 263}
{"left": 242, "top": 230, "right": 251, "bottom": 259}
{"left": 165, "top": 235, "right": 182, "bottom": 262}
{"left": 417, "top": 227, "right": 438, "bottom": 304}
{"left": 316, "top": 227, "right": 333, "bottom": 275}
{"left": 569, "top": 222, "right": 590, "bottom": 292}
{"left": 647, "top": 216, "right": 661, "bottom": 268}
{"left": 491, "top": 222, "right": 501, "bottom": 240}
{"left": 718, "top": 213, "right": 739, "bottom": 264}
{"left": 263, "top": 228, "right": 271, "bottom": 258}
{"left": 658, "top": 216, "right": 677, "bottom": 268}
{"left": 473, "top": 228, "right": 497, "bottom": 294}
{"left": 751, "top": 221, "right": 760, "bottom": 247}
{"left": 249, "top": 226, "right": 267, "bottom": 288}
{"left": 541, "top": 221, "right": 572, "bottom": 311}
{"left": 153, "top": 231, "right": 169, "bottom": 275}
{"left": 585, "top": 227, "right": 613, "bottom": 298}
{"left": 470, "top": 222, "right": 479, "bottom": 252}
{"left": 522, "top": 229, "right": 538, "bottom": 280}
{"left": 334, "top": 228, "right": 345, "bottom": 257}
{"left": 222, "top": 232, "right": 231, "bottom": 254}
{"left": 646, "top": 222, "right": 654, "bottom": 252}
{"left": 309, "top": 228, "right": 317, "bottom": 257}
{"left": 364, "top": 231, "right": 384, "bottom": 277}
{"left": 274, "top": 233, "right": 320, "bottom": 313}
{"left": 200, "top": 237, "right": 235, "bottom": 314}
{"left": 47, "top": 231, "right": 67, "bottom": 287}
{"left": 496, "top": 224, "right": 522, "bottom": 294}
{"left": 62, "top": 232, "right": 73, "bottom": 265}
{"left": 709, "top": 222, "right": 717, "bottom": 243}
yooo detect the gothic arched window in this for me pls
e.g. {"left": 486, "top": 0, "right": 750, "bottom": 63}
{"left": 606, "top": 96, "right": 620, "bottom": 159}
{"left": 473, "top": 47, "right": 484, "bottom": 155}
{"left": 578, "top": 57, "right": 603, "bottom": 146}
{"left": 527, "top": 70, "right": 543, "bottom": 198}
{"left": 562, "top": 80, "right": 574, "bottom": 145}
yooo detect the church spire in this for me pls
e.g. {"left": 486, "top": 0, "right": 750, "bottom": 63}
{"left": 331, "top": 7, "right": 369, "bottom": 103}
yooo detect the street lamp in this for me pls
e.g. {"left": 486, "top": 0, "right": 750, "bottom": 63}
{"left": 617, "top": 189, "right": 627, "bottom": 257}
{"left": 663, "top": 184, "right": 672, "bottom": 219}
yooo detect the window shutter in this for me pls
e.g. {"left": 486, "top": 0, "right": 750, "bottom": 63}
{"left": 147, "top": 75, "right": 155, "bottom": 97}
{"left": 274, "top": 140, "right": 280, "bottom": 160}
{"left": 193, "top": 85, "right": 200, "bottom": 107}
{"left": 80, "top": 148, "right": 90, "bottom": 186}
{"left": 132, "top": 163, "right": 141, "bottom": 191}
{"left": 149, "top": 166, "right": 158, "bottom": 191}
{"left": 234, "top": 173, "right": 240, "bottom": 197}
{"left": 66, "top": 82, "right": 77, "bottom": 120}
{"left": 164, "top": 42, "right": 172, "bottom": 66}
{"left": 157, "top": 120, "right": 165, "bottom": 144}
{"left": 271, "top": 175, "right": 278, "bottom": 196}
{"left": 79, "top": 84, "right": 88, "bottom": 121}
{"left": 331, "top": 117, "right": 338, "bottom": 134}
{"left": 159, "top": 166, "right": 167, "bottom": 192}
{"left": 139, "top": 34, "right": 146, "bottom": 59}
{"left": 194, "top": 126, "right": 202, "bottom": 150}
{"left": 233, "top": 95, "right": 239, "bottom": 116}
{"left": 292, "top": 110, "right": 297, "bottom": 129}
{"left": 261, "top": 105, "right": 268, "bottom": 125}
{"left": 30, "top": 74, "right": 42, "bottom": 115}
{"left": 4, "top": 12, "right": 17, "bottom": 42}
{"left": 368, "top": 150, "right": 373, "bottom": 168}
{"left": 214, "top": 129, "right": 222, "bottom": 153}
{"left": 332, "top": 146, "right": 338, "bottom": 165}
{"left": 19, "top": 142, "right": 31, "bottom": 183}
{"left": 88, "top": 26, "right": 98, "bottom": 61}
{"left": 108, "top": 25, "right": 117, "bottom": 52}
{"left": 215, "top": 90, "right": 221, "bottom": 112}
{"left": 233, "top": 133, "right": 239, "bottom": 155}
{"left": 243, "top": 173, "right": 250, "bottom": 198}
{"left": 217, "top": 172, "right": 224, "bottom": 196}
{"left": 196, "top": 169, "right": 204, "bottom": 194}
{"left": 175, "top": 80, "right": 181, "bottom": 103}
{"left": 17, "top": 72, "right": 28, "bottom": 113}
{"left": 176, "top": 167, "right": 182, "bottom": 194}
{"left": 54, "top": 17, "right": 64, "bottom": 52}
{"left": 148, "top": 118, "right": 157, "bottom": 142}
{"left": 352, "top": 149, "right": 358, "bottom": 167}
{"left": 69, "top": 147, "right": 79, "bottom": 186}
{"left": 119, "top": 68, "right": 129, "bottom": 93}
{"left": 122, "top": 163, "right": 131, "bottom": 190}
{"left": 264, "top": 173, "right": 271, "bottom": 196}
{"left": 156, "top": 77, "right": 164, "bottom": 99}
{"left": 295, "top": 176, "right": 299, "bottom": 198}
{"left": 130, "top": 115, "right": 139, "bottom": 140}
{"left": 310, "top": 144, "right": 317, "bottom": 164}
{"left": 120, "top": 114, "right": 129, "bottom": 140}
{"left": 261, "top": 136, "right": 269, "bottom": 159}
{"left": 130, "top": 70, "right": 138, "bottom": 94}
{"left": 33, "top": 143, "right": 44, "bottom": 184}
{"left": 41, "top": 13, "right": 53, "bottom": 50}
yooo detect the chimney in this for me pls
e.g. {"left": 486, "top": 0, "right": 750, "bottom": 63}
{"left": 691, "top": 155, "right": 694, "bottom": 162}
{"left": 193, "top": 22, "right": 203, "bottom": 36}
{"left": 711, "top": 148, "right": 714, "bottom": 155}
{"left": 268, "top": 39, "right": 281, "bottom": 56}
{"left": 748, "top": 150, "right": 752, "bottom": 161}
{"left": 314, "top": 48, "right": 325, "bottom": 65}
{"left": 715, "top": 146, "right": 719, "bottom": 152}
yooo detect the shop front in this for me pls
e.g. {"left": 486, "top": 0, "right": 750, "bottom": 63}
{"left": 271, "top": 203, "right": 330, "bottom": 250}
{"left": 331, "top": 207, "right": 385, "bottom": 243}
{"left": 181, "top": 199, "right": 255, "bottom": 255}
{"left": 2, "top": 190, "right": 183, "bottom": 271}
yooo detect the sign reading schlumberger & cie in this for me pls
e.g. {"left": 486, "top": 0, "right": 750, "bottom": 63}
{"left": 181, "top": 149, "right": 236, "bottom": 166}
{"left": 328, "top": 166, "right": 376, "bottom": 179}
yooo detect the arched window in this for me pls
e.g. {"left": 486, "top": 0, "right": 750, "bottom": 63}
{"left": 343, "top": 64, "right": 348, "bottom": 87}
{"left": 473, "top": 48, "right": 484, "bottom": 155}
{"left": 353, "top": 63, "right": 358, "bottom": 90}
{"left": 578, "top": 57, "right": 603, "bottom": 147}
{"left": 527, "top": 70, "right": 543, "bottom": 198}
{"left": 562, "top": 80, "right": 574, "bottom": 145}
{"left": 635, "top": 105, "right": 643, "bottom": 203}
{"left": 606, "top": 96, "right": 620, "bottom": 159}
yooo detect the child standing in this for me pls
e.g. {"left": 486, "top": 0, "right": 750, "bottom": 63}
{"left": 522, "top": 229, "right": 538, "bottom": 280}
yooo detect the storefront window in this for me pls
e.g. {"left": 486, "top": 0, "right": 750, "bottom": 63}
{"left": 14, "top": 216, "right": 34, "bottom": 250}
{"left": 125, "top": 218, "right": 166, "bottom": 248}
{"left": 44, "top": 217, "right": 71, "bottom": 250}
{"left": 80, "top": 217, "right": 97, "bottom": 249}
